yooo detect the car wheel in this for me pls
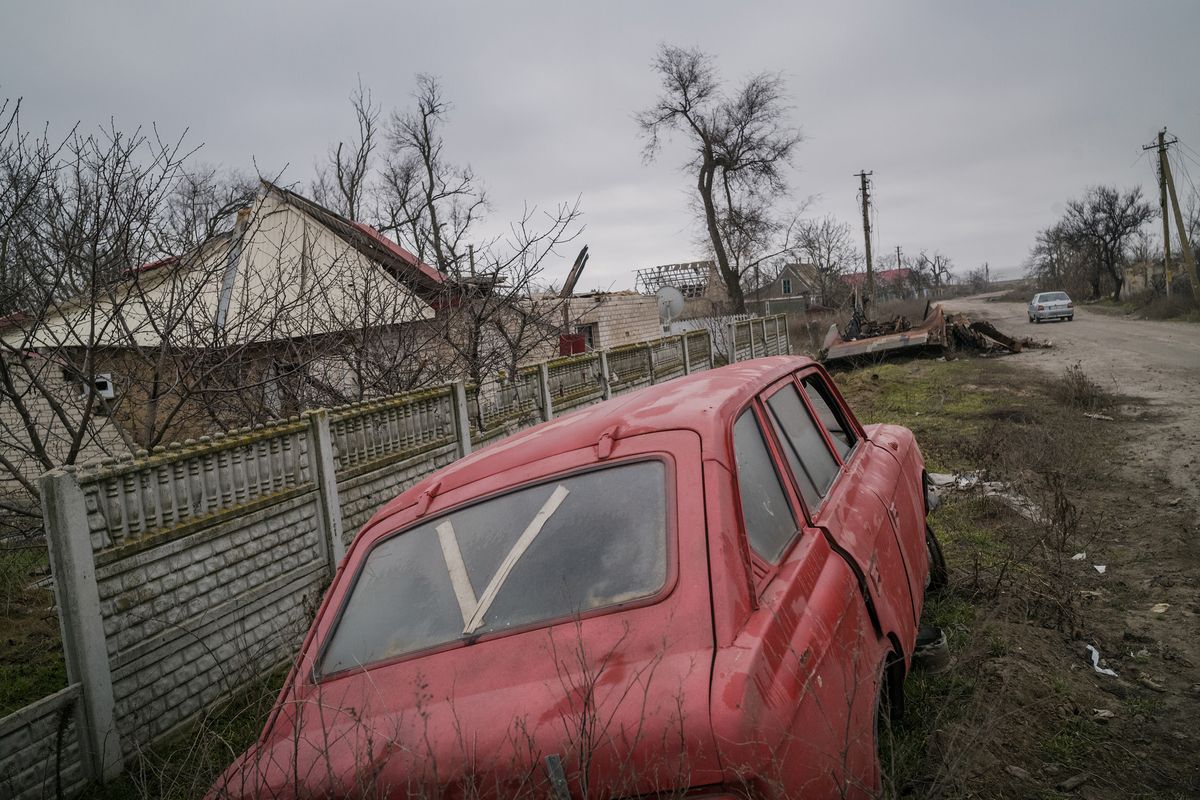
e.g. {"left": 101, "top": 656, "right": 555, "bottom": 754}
{"left": 1068, "top": 315, "right": 1074, "bottom": 321}
{"left": 874, "top": 650, "right": 906, "bottom": 793}
{"left": 926, "top": 524, "right": 947, "bottom": 593}
{"left": 1028, "top": 315, "right": 1034, "bottom": 323}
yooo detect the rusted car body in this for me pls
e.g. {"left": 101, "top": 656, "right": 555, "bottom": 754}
{"left": 821, "top": 304, "right": 947, "bottom": 364}
{"left": 214, "top": 356, "right": 936, "bottom": 800}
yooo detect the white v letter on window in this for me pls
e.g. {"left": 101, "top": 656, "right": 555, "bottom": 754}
{"left": 435, "top": 485, "right": 571, "bottom": 635}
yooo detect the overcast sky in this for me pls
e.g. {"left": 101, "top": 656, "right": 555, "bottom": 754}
{"left": 3, "top": 1, "right": 1199, "bottom": 289}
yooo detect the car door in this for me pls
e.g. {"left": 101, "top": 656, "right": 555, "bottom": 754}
{"left": 758, "top": 373, "right": 918, "bottom": 650}
{"left": 799, "top": 371, "right": 925, "bottom": 619}
{"left": 711, "top": 404, "right": 884, "bottom": 797}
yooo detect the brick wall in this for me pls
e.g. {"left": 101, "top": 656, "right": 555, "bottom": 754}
{"left": 568, "top": 293, "right": 663, "bottom": 351}
{"left": 0, "top": 357, "right": 126, "bottom": 502}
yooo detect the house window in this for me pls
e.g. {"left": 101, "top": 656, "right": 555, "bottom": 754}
{"left": 574, "top": 323, "right": 598, "bottom": 351}
{"left": 782, "top": 278, "right": 792, "bottom": 296}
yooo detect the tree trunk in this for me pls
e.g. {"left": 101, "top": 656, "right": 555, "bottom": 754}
{"left": 696, "top": 157, "right": 742, "bottom": 312}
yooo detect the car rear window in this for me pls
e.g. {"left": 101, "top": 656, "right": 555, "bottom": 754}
{"left": 802, "top": 377, "right": 855, "bottom": 459}
{"left": 1041, "top": 292, "right": 1069, "bottom": 302}
{"left": 733, "top": 409, "right": 798, "bottom": 562}
{"left": 319, "top": 461, "right": 668, "bottom": 675}
{"left": 765, "top": 383, "right": 840, "bottom": 508}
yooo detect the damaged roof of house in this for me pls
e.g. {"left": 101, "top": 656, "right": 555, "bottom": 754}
{"left": 263, "top": 181, "right": 446, "bottom": 296}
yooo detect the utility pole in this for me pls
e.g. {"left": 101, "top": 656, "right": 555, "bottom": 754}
{"left": 895, "top": 245, "right": 902, "bottom": 271}
{"left": 1144, "top": 129, "right": 1174, "bottom": 296}
{"left": 1161, "top": 139, "right": 1199, "bottom": 295}
{"left": 856, "top": 171, "right": 874, "bottom": 311}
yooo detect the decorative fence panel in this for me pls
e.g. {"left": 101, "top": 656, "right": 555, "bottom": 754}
{"left": 545, "top": 353, "right": 605, "bottom": 415}
{"left": 607, "top": 342, "right": 653, "bottom": 395}
{"left": 729, "top": 314, "right": 790, "bottom": 363}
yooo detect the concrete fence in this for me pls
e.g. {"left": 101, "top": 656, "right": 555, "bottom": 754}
{"left": 0, "top": 321, "right": 790, "bottom": 798}
{"left": 729, "top": 314, "right": 791, "bottom": 363}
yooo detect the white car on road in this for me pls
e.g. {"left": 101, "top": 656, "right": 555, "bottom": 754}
{"left": 1028, "top": 291, "right": 1074, "bottom": 323}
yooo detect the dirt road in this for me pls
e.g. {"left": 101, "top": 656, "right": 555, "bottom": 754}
{"left": 947, "top": 295, "right": 1200, "bottom": 505}
{"left": 939, "top": 296, "right": 1199, "bottom": 797}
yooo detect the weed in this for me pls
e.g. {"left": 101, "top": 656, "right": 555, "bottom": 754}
{"left": 1052, "top": 362, "right": 1110, "bottom": 411}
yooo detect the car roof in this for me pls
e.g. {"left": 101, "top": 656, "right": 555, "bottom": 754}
{"left": 369, "top": 355, "right": 815, "bottom": 523}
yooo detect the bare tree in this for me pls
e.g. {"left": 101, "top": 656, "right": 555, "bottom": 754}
{"left": 381, "top": 75, "right": 488, "bottom": 277}
{"left": 313, "top": 82, "right": 380, "bottom": 221}
{"left": 637, "top": 45, "right": 804, "bottom": 312}
{"left": 911, "top": 250, "right": 954, "bottom": 293}
{"left": 1062, "top": 185, "right": 1156, "bottom": 301}
{"left": 796, "top": 215, "right": 861, "bottom": 306}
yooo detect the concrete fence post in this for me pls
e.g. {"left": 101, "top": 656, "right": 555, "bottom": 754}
{"left": 646, "top": 342, "right": 656, "bottom": 384}
{"left": 451, "top": 381, "right": 473, "bottom": 458}
{"left": 598, "top": 350, "right": 613, "bottom": 401}
{"left": 707, "top": 329, "right": 716, "bottom": 370}
{"left": 748, "top": 317, "right": 758, "bottom": 358}
{"left": 537, "top": 363, "right": 554, "bottom": 421}
{"left": 40, "top": 469, "right": 124, "bottom": 782}
{"left": 306, "top": 410, "right": 346, "bottom": 574}
{"left": 780, "top": 314, "right": 791, "bottom": 354}
{"left": 727, "top": 320, "right": 738, "bottom": 364}
{"left": 681, "top": 334, "right": 691, "bottom": 375}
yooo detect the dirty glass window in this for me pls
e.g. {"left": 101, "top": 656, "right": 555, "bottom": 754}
{"left": 766, "top": 384, "right": 840, "bottom": 508}
{"left": 320, "top": 461, "right": 668, "bottom": 675}
{"left": 802, "top": 377, "right": 855, "bottom": 460}
{"left": 733, "top": 409, "right": 798, "bottom": 562}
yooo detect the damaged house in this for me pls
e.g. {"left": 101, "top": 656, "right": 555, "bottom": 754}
{"left": 0, "top": 182, "right": 565, "bottom": 498}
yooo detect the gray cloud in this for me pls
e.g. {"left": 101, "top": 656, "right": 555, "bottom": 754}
{"left": 3, "top": 0, "right": 1197, "bottom": 287}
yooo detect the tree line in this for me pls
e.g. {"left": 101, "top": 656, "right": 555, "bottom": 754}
{"left": 1026, "top": 184, "right": 1198, "bottom": 302}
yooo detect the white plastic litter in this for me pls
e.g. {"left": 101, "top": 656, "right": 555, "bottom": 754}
{"left": 1086, "top": 644, "right": 1118, "bottom": 677}
{"left": 1071, "top": 552, "right": 1086, "bottom": 561}
{"left": 1094, "top": 565, "right": 1106, "bottom": 574}
{"left": 1151, "top": 603, "right": 1170, "bottom": 614}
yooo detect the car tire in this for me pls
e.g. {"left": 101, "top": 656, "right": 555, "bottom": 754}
{"left": 926, "top": 524, "right": 947, "bottom": 593}
{"left": 1028, "top": 315, "right": 1034, "bottom": 323}
{"left": 1068, "top": 315, "right": 1074, "bottom": 321}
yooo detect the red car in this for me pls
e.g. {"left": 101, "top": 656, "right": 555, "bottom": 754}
{"left": 214, "top": 356, "right": 944, "bottom": 799}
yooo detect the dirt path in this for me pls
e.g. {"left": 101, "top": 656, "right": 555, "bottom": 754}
{"left": 944, "top": 295, "right": 1200, "bottom": 797}
{"left": 946, "top": 295, "right": 1200, "bottom": 507}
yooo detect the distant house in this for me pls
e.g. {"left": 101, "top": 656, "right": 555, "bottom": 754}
{"left": 756, "top": 262, "right": 822, "bottom": 306}
{"left": 841, "top": 268, "right": 919, "bottom": 302}
{"left": 0, "top": 182, "right": 496, "bottom": 494}
{"left": 1123, "top": 259, "right": 1164, "bottom": 294}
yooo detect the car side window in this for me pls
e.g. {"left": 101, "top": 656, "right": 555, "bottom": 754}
{"left": 732, "top": 409, "right": 798, "bottom": 563}
{"left": 802, "top": 377, "right": 856, "bottom": 459}
{"left": 765, "top": 383, "right": 840, "bottom": 508}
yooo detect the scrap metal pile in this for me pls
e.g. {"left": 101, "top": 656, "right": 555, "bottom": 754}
{"left": 821, "top": 303, "right": 1049, "bottom": 364}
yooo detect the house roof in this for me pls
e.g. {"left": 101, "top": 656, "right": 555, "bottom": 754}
{"left": 2, "top": 184, "right": 443, "bottom": 350}
{"left": 262, "top": 182, "right": 446, "bottom": 297}
{"left": 634, "top": 261, "right": 718, "bottom": 298}
{"left": 841, "top": 268, "right": 912, "bottom": 288}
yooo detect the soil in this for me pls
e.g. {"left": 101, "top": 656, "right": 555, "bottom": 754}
{"left": 930, "top": 296, "right": 1200, "bottom": 798}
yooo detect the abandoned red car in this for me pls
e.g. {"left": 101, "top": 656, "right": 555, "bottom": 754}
{"left": 214, "top": 355, "right": 944, "bottom": 799}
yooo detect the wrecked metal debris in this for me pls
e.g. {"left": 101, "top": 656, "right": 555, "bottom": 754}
{"left": 821, "top": 303, "right": 1050, "bottom": 364}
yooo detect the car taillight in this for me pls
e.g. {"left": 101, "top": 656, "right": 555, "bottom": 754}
{"left": 1067, "top": 302, "right": 1074, "bottom": 308}
{"left": 1037, "top": 305, "right": 1044, "bottom": 311}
